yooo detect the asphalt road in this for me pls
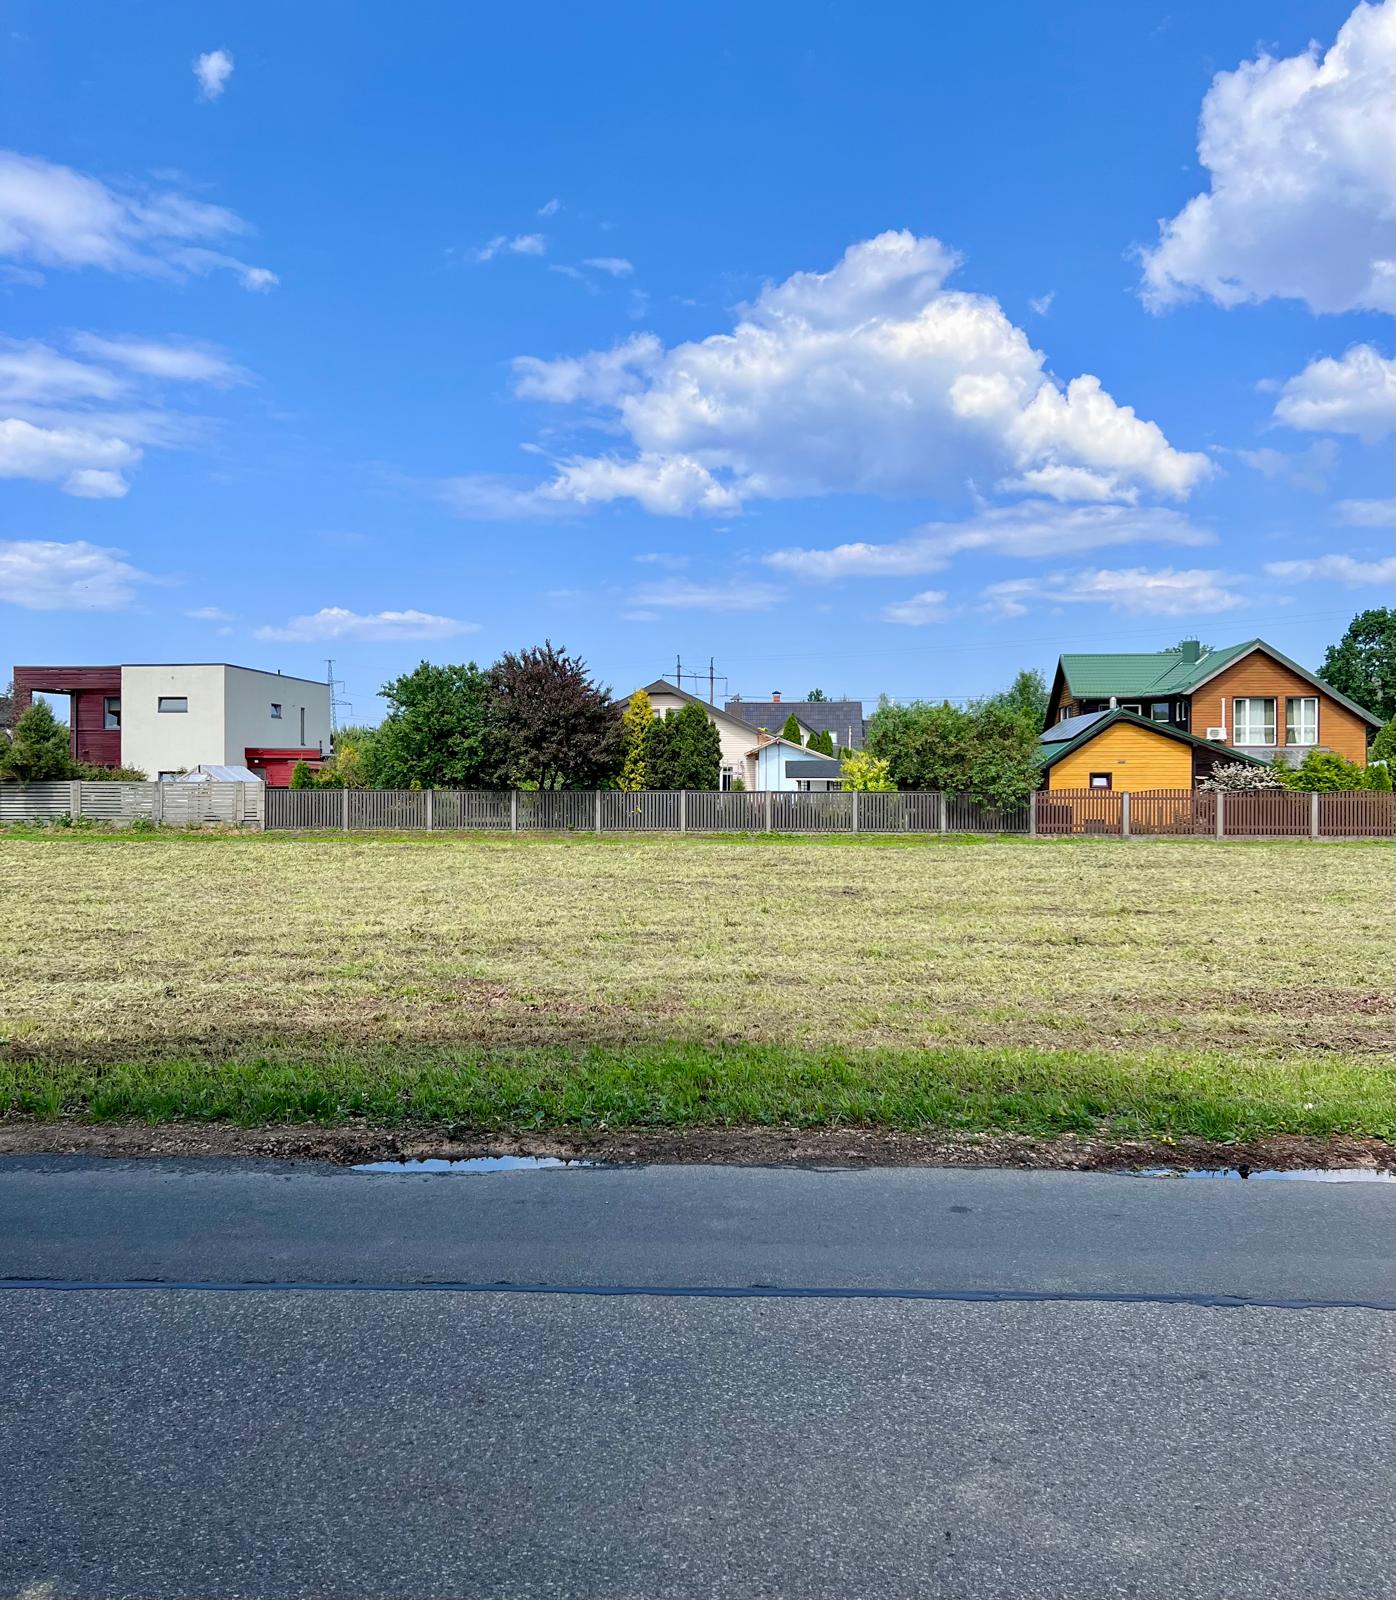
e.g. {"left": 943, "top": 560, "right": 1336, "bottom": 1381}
{"left": 1, "top": 1158, "right": 1392, "bottom": 1599}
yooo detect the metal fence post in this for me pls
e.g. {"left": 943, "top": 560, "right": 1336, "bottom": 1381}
{"left": 938, "top": 792, "right": 947, "bottom": 835}
{"left": 1311, "top": 790, "right": 1320, "bottom": 841}
{"left": 1215, "top": 790, "right": 1225, "bottom": 840}
{"left": 765, "top": 791, "right": 773, "bottom": 832}
{"left": 851, "top": 789, "right": 860, "bottom": 834}
{"left": 425, "top": 788, "right": 435, "bottom": 831}
{"left": 1028, "top": 791, "right": 1037, "bottom": 837}
{"left": 679, "top": 789, "right": 687, "bottom": 833}
{"left": 1121, "top": 791, "right": 1131, "bottom": 839}
{"left": 342, "top": 788, "right": 350, "bottom": 832}
{"left": 594, "top": 790, "right": 602, "bottom": 833}
{"left": 510, "top": 791, "right": 518, "bottom": 833}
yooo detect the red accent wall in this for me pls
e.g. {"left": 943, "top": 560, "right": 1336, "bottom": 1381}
{"left": 244, "top": 747, "right": 325, "bottom": 785}
{"left": 12, "top": 666, "right": 122, "bottom": 768}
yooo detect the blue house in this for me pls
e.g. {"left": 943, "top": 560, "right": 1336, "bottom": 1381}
{"left": 749, "top": 736, "right": 843, "bottom": 791}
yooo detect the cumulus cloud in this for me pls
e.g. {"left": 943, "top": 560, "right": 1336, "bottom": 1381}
{"left": 496, "top": 231, "right": 1207, "bottom": 516}
{"left": 255, "top": 606, "right": 478, "bottom": 642}
{"left": 0, "top": 538, "right": 157, "bottom": 609}
{"left": 475, "top": 233, "right": 547, "bottom": 262}
{"left": 627, "top": 578, "right": 784, "bottom": 612}
{"left": 1140, "top": 1, "right": 1395, "bottom": 313}
{"left": 194, "top": 49, "right": 234, "bottom": 101}
{"left": 0, "top": 417, "right": 140, "bottom": 496}
{"left": 1333, "top": 496, "right": 1395, "bottom": 525}
{"left": 1264, "top": 552, "right": 1396, "bottom": 585}
{"left": 1271, "top": 344, "right": 1395, "bottom": 441}
{"left": 882, "top": 589, "right": 950, "bottom": 626}
{"left": 982, "top": 566, "right": 1246, "bottom": 618}
{"left": 763, "top": 501, "right": 1213, "bottom": 581}
{"left": 0, "top": 149, "right": 275, "bottom": 289}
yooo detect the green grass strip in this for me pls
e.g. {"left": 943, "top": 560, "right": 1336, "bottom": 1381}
{"left": 3, "top": 1043, "right": 1391, "bottom": 1141}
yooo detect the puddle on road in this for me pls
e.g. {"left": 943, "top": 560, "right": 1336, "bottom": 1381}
{"left": 352, "top": 1156, "right": 601, "bottom": 1175}
{"left": 1138, "top": 1167, "right": 1394, "bottom": 1183}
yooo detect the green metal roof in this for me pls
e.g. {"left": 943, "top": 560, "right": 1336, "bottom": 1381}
{"left": 1033, "top": 708, "right": 1269, "bottom": 772}
{"left": 1057, "top": 638, "right": 1382, "bottom": 727}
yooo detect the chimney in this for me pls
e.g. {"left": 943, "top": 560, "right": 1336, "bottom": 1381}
{"left": 771, "top": 690, "right": 781, "bottom": 704}
{"left": 1179, "top": 639, "right": 1201, "bottom": 663}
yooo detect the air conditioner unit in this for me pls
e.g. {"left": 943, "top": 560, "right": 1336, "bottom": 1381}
{"left": 1205, "top": 727, "right": 1227, "bottom": 741}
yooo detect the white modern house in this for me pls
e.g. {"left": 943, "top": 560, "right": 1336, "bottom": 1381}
{"left": 11, "top": 661, "right": 331, "bottom": 784}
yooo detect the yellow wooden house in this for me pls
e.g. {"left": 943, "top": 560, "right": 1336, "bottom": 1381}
{"left": 1036, "top": 708, "right": 1268, "bottom": 793}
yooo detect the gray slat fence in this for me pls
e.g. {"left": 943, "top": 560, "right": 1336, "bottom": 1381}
{"left": 0, "top": 781, "right": 263, "bottom": 828}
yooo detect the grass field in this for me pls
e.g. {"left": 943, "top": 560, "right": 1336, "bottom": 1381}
{"left": 0, "top": 829, "right": 1391, "bottom": 1141}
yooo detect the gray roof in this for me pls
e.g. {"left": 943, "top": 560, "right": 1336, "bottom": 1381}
{"left": 724, "top": 698, "right": 865, "bottom": 747}
{"left": 1040, "top": 710, "right": 1108, "bottom": 745}
{"left": 786, "top": 758, "right": 843, "bottom": 777}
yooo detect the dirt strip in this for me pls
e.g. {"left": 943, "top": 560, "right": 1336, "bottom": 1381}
{"left": 0, "top": 1119, "right": 1390, "bottom": 1173}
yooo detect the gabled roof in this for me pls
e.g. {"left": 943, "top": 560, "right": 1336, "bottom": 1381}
{"left": 725, "top": 697, "right": 865, "bottom": 747}
{"left": 1040, "top": 710, "right": 1109, "bottom": 745}
{"left": 1033, "top": 708, "right": 1269, "bottom": 772}
{"left": 1055, "top": 639, "right": 1382, "bottom": 727}
{"left": 746, "top": 734, "right": 822, "bottom": 757}
{"left": 631, "top": 680, "right": 758, "bottom": 737}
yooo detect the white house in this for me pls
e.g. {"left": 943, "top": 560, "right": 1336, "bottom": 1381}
{"left": 749, "top": 736, "right": 844, "bottom": 791}
{"left": 633, "top": 679, "right": 775, "bottom": 789}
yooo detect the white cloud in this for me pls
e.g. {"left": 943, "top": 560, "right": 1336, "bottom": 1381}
{"left": 254, "top": 606, "right": 478, "bottom": 642}
{"left": 763, "top": 501, "right": 1212, "bottom": 580}
{"left": 882, "top": 589, "right": 950, "bottom": 626}
{"left": 633, "top": 551, "right": 689, "bottom": 568}
{"left": 1140, "top": 1, "right": 1395, "bottom": 313}
{"left": 434, "top": 473, "right": 574, "bottom": 521}
{"left": 0, "top": 417, "right": 140, "bottom": 496}
{"left": 0, "top": 339, "right": 125, "bottom": 403}
{"left": 1233, "top": 439, "right": 1339, "bottom": 492}
{"left": 1333, "top": 496, "right": 1395, "bottom": 525}
{"left": 537, "top": 198, "right": 561, "bottom": 218}
{"left": 1264, "top": 552, "right": 1396, "bottom": 585}
{"left": 505, "top": 231, "right": 1208, "bottom": 515}
{"left": 475, "top": 233, "right": 547, "bottom": 262}
{"left": 68, "top": 333, "right": 244, "bottom": 385}
{"left": 0, "top": 149, "right": 275, "bottom": 289}
{"left": 628, "top": 577, "right": 784, "bottom": 612}
{"left": 186, "top": 605, "right": 235, "bottom": 621}
{"left": 582, "top": 256, "right": 634, "bottom": 277}
{"left": 542, "top": 452, "right": 741, "bottom": 516}
{"left": 1271, "top": 344, "right": 1395, "bottom": 441}
{"left": 0, "top": 538, "right": 156, "bottom": 609}
{"left": 1028, "top": 291, "right": 1055, "bottom": 316}
{"left": 512, "top": 332, "right": 660, "bottom": 405}
{"left": 982, "top": 566, "right": 1246, "bottom": 618}
{"left": 194, "top": 49, "right": 234, "bottom": 101}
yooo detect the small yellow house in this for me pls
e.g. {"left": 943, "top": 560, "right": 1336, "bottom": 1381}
{"left": 1036, "top": 708, "right": 1267, "bottom": 793}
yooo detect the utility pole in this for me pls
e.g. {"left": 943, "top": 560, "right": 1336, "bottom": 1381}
{"left": 709, "top": 656, "right": 715, "bottom": 706}
{"left": 324, "top": 659, "right": 351, "bottom": 736}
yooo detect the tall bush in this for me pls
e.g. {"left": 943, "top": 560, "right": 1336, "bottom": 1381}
{"left": 0, "top": 701, "right": 75, "bottom": 782}
{"left": 840, "top": 750, "right": 896, "bottom": 791}
{"left": 619, "top": 689, "right": 652, "bottom": 792}
{"left": 779, "top": 712, "right": 805, "bottom": 743}
{"left": 1276, "top": 749, "right": 1367, "bottom": 792}
{"left": 1197, "top": 761, "right": 1285, "bottom": 793}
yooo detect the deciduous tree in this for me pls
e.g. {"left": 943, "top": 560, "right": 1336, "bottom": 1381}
{"left": 1319, "top": 608, "right": 1395, "bottom": 722}
{"left": 840, "top": 749, "right": 896, "bottom": 791}
{"left": 488, "top": 642, "right": 621, "bottom": 790}
{"left": 367, "top": 662, "right": 491, "bottom": 789}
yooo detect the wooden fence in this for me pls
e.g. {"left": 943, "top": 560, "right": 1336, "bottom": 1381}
{"left": 1035, "top": 788, "right": 1395, "bottom": 838}
{"left": 0, "top": 781, "right": 264, "bottom": 828}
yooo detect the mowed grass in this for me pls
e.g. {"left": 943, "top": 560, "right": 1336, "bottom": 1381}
{"left": 0, "top": 829, "right": 1391, "bottom": 1140}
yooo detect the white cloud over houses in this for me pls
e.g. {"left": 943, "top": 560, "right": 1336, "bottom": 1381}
{"left": 0, "top": 150, "right": 276, "bottom": 289}
{"left": 981, "top": 566, "right": 1246, "bottom": 618}
{"left": 882, "top": 589, "right": 950, "bottom": 626}
{"left": 1264, "top": 552, "right": 1396, "bottom": 585}
{"left": 763, "top": 501, "right": 1212, "bottom": 581}
{"left": 1140, "top": 1, "right": 1395, "bottom": 314}
{"left": 475, "top": 233, "right": 548, "bottom": 262}
{"left": 0, "top": 538, "right": 158, "bottom": 609}
{"left": 194, "top": 49, "right": 235, "bottom": 101}
{"left": 627, "top": 577, "right": 784, "bottom": 612}
{"left": 255, "top": 606, "right": 478, "bottom": 642}
{"left": 482, "top": 231, "right": 1207, "bottom": 517}
{"left": 1271, "top": 344, "right": 1395, "bottom": 441}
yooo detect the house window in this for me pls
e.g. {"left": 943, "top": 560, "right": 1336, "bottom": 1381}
{"left": 1286, "top": 696, "right": 1318, "bottom": 745}
{"left": 1233, "top": 696, "right": 1276, "bottom": 744}
{"left": 299, "top": 707, "right": 306, "bottom": 744}
{"left": 1120, "top": 703, "right": 1142, "bottom": 715}
{"left": 721, "top": 766, "right": 735, "bottom": 791}
{"left": 1175, "top": 701, "right": 1189, "bottom": 727}
{"left": 270, "top": 703, "right": 283, "bottom": 720}
{"left": 1149, "top": 702, "right": 1170, "bottom": 723}
{"left": 157, "top": 696, "right": 188, "bottom": 714}
{"left": 103, "top": 696, "right": 121, "bottom": 730}
{"left": 1089, "top": 772, "right": 1112, "bottom": 790}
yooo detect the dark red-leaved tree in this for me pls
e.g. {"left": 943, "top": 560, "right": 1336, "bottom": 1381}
{"left": 487, "top": 641, "right": 622, "bottom": 790}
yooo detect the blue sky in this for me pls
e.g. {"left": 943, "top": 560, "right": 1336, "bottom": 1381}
{"left": 1, "top": 0, "right": 1392, "bottom": 719}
